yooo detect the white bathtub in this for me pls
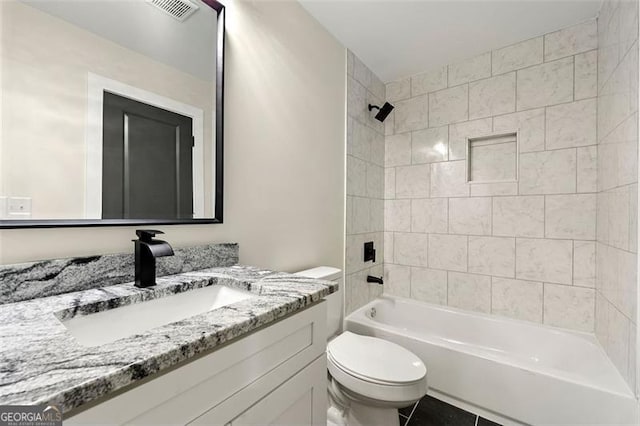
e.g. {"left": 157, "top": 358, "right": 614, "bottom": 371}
{"left": 346, "top": 295, "right": 639, "bottom": 425}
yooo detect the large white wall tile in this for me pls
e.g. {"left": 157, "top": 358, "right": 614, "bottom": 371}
{"left": 350, "top": 119, "right": 374, "bottom": 161}
{"left": 469, "top": 73, "right": 516, "bottom": 119}
{"left": 492, "top": 277, "right": 543, "bottom": 322}
{"left": 347, "top": 155, "right": 367, "bottom": 197}
{"left": 428, "top": 234, "right": 468, "bottom": 272}
{"left": 385, "top": 199, "right": 411, "bottom": 232}
{"left": 430, "top": 160, "right": 469, "bottom": 197}
{"left": 429, "top": 85, "right": 469, "bottom": 127}
{"left": 411, "top": 66, "right": 447, "bottom": 96}
{"left": 411, "top": 267, "right": 447, "bottom": 305}
{"left": 619, "top": 0, "right": 639, "bottom": 55}
{"left": 543, "top": 284, "right": 595, "bottom": 332}
{"left": 470, "top": 182, "right": 518, "bottom": 197}
{"left": 577, "top": 146, "right": 597, "bottom": 193}
{"left": 385, "top": 110, "right": 395, "bottom": 136}
{"left": 395, "top": 164, "right": 430, "bottom": 198}
{"left": 385, "top": 133, "right": 411, "bottom": 167}
{"left": 492, "top": 37, "right": 543, "bottom": 75}
{"left": 595, "top": 291, "right": 610, "bottom": 348}
{"left": 517, "top": 57, "right": 574, "bottom": 110}
{"left": 371, "top": 132, "right": 385, "bottom": 167}
{"left": 575, "top": 50, "right": 597, "bottom": 100}
{"left": 366, "top": 163, "right": 384, "bottom": 199}
{"left": 468, "top": 236, "right": 515, "bottom": 277}
{"left": 411, "top": 198, "right": 448, "bottom": 233}
{"left": 352, "top": 197, "right": 371, "bottom": 234}
{"left": 545, "top": 194, "right": 596, "bottom": 240}
{"left": 394, "top": 232, "right": 429, "bottom": 267}
{"left": 394, "top": 95, "right": 428, "bottom": 133}
{"left": 574, "top": 241, "right": 596, "bottom": 288}
{"left": 370, "top": 199, "right": 384, "bottom": 232}
{"left": 346, "top": 196, "right": 354, "bottom": 235}
{"left": 347, "top": 75, "right": 368, "bottom": 125}
{"left": 346, "top": 272, "right": 366, "bottom": 314}
{"left": 615, "top": 248, "right": 637, "bottom": 320}
{"left": 384, "top": 264, "right": 411, "bottom": 298}
{"left": 449, "top": 197, "right": 492, "bottom": 235}
{"left": 448, "top": 118, "right": 493, "bottom": 160}
{"left": 544, "top": 19, "right": 598, "bottom": 61}
{"left": 412, "top": 126, "right": 448, "bottom": 164}
{"left": 492, "top": 196, "right": 544, "bottom": 237}
{"left": 448, "top": 52, "right": 491, "bottom": 86}
{"left": 386, "top": 78, "right": 411, "bottom": 102}
{"left": 546, "top": 99, "right": 597, "bottom": 149}
{"left": 516, "top": 238, "right": 573, "bottom": 284}
{"left": 519, "top": 149, "right": 577, "bottom": 194}
{"left": 630, "top": 183, "right": 638, "bottom": 254}
{"left": 494, "top": 108, "right": 545, "bottom": 153}
{"left": 605, "top": 302, "right": 631, "bottom": 380}
{"left": 384, "top": 168, "right": 395, "bottom": 199}
{"left": 352, "top": 54, "right": 373, "bottom": 91}
{"left": 607, "top": 186, "right": 631, "bottom": 250}
{"left": 384, "top": 232, "right": 394, "bottom": 264}
{"left": 448, "top": 272, "right": 491, "bottom": 313}
{"left": 598, "top": 45, "right": 638, "bottom": 138}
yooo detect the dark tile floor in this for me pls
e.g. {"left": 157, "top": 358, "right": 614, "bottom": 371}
{"left": 398, "top": 395, "right": 502, "bottom": 426}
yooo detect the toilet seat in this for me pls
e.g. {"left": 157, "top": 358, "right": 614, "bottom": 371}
{"left": 327, "top": 332, "right": 427, "bottom": 406}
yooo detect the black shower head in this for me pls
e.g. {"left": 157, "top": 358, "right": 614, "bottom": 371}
{"left": 368, "top": 102, "right": 394, "bottom": 122}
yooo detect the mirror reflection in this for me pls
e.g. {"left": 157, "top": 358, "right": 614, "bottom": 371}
{"left": 0, "top": 0, "right": 218, "bottom": 220}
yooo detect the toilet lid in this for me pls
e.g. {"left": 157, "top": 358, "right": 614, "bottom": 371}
{"left": 327, "top": 332, "right": 426, "bottom": 385}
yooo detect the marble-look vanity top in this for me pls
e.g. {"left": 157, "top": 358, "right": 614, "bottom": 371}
{"left": 0, "top": 264, "right": 338, "bottom": 413}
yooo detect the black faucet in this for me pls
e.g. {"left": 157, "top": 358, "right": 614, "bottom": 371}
{"left": 367, "top": 275, "right": 384, "bottom": 285}
{"left": 133, "top": 230, "right": 174, "bottom": 288}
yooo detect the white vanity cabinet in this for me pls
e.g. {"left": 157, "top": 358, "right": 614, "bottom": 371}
{"left": 66, "top": 302, "right": 327, "bottom": 426}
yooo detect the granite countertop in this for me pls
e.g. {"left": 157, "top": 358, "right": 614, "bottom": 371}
{"left": 0, "top": 265, "right": 338, "bottom": 413}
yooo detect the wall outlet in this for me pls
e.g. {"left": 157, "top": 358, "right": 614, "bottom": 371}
{"left": 7, "top": 197, "right": 32, "bottom": 219}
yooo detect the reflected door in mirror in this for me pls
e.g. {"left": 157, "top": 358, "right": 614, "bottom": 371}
{"left": 102, "top": 93, "right": 194, "bottom": 220}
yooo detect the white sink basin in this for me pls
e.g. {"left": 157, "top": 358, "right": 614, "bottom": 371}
{"left": 60, "top": 285, "right": 257, "bottom": 347}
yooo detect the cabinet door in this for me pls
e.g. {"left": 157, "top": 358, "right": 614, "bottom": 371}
{"left": 226, "top": 356, "right": 326, "bottom": 426}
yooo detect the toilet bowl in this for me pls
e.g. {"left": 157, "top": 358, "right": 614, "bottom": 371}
{"left": 294, "top": 267, "right": 428, "bottom": 426}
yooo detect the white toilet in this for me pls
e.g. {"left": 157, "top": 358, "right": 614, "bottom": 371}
{"left": 295, "top": 267, "right": 427, "bottom": 426}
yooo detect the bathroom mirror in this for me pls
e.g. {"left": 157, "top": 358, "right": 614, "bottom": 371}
{"left": 0, "top": 0, "right": 225, "bottom": 228}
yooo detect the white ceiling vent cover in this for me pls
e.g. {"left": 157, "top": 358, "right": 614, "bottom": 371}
{"left": 147, "top": 0, "right": 200, "bottom": 22}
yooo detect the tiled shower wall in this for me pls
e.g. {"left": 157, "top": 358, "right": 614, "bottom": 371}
{"left": 595, "top": 0, "right": 639, "bottom": 392}
{"left": 345, "top": 51, "right": 386, "bottom": 314}
{"left": 383, "top": 20, "right": 599, "bottom": 332}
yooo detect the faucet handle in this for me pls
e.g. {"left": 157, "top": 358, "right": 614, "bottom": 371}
{"left": 136, "top": 229, "right": 165, "bottom": 242}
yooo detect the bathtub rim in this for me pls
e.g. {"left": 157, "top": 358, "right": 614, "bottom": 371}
{"left": 346, "top": 294, "right": 636, "bottom": 400}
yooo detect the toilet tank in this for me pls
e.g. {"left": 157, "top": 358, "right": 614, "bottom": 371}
{"left": 294, "top": 266, "right": 342, "bottom": 340}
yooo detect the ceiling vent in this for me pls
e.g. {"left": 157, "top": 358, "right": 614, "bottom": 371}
{"left": 146, "top": 0, "right": 200, "bottom": 22}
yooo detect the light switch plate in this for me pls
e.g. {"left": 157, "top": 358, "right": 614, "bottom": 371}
{"left": 7, "top": 197, "right": 32, "bottom": 218}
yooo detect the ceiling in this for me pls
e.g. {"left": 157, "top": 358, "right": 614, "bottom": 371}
{"left": 299, "top": 0, "right": 602, "bottom": 83}
{"left": 22, "top": 0, "right": 217, "bottom": 80}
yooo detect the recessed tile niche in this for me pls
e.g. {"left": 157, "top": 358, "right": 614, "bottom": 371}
{"left": 466, "top": 131, "right": 518, "bottom": 183}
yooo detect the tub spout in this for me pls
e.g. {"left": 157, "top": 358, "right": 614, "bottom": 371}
{"left": 367, "top": 275, "right": 384, "bottom": 285}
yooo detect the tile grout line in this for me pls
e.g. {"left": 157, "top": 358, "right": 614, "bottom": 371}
{"left": 404, "top": 400, "right": 419, "bottom": 426}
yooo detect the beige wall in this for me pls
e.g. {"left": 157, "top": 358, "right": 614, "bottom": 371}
{"left": 1, "top": 2, "right": 214, "bottom": 218}
{"left": 0, "top": 0, "right": 346, "bottom": 274}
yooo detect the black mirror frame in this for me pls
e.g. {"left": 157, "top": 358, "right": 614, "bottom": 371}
{"left": 0, "top": 0, "right": 225, "bottom": 229}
